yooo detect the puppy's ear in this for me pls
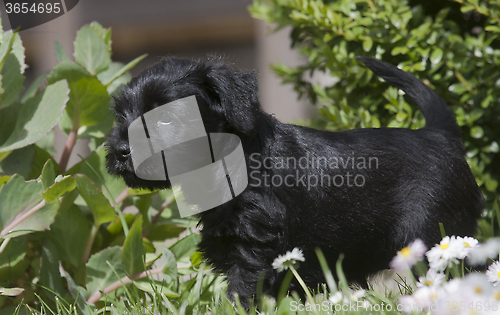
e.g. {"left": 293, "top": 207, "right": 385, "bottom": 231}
{"left": 206, "top": 66, "right": 260, "bottom": 135}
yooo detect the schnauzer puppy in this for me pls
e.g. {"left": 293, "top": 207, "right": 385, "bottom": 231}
{"left": 106, "top": 56, "right": 484, "bottom": 303}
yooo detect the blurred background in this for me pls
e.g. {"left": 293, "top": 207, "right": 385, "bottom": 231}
{"left": 0, "top": 0, "right": 315, "bottom": 167}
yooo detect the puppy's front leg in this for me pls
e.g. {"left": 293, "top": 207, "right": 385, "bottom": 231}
{"left": 198, "top": 191, "right": 286, "bottom": 307}
{"left": 225, "top": 251, "right": 276, "bottom": 307}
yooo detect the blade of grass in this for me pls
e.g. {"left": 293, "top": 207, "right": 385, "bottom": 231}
{"left": 315, "top": 247, "right": 337, "bottom": 293}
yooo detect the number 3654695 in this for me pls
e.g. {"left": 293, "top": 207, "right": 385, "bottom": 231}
{"left": 5, "top": 2, "right": 61, "bottom": 14}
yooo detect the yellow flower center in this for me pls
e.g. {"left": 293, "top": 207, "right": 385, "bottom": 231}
{"left": 494, "top": 292, "right": 500, "bottom": 301}
{"left": 440, "top": 244, "right": 449, "bottom": 249}
{"left": 424, "top": 280, "right": 433, "bottom": 286}
{"left": 475, "top": 287, "right": 482, "bottom": 294}
{"left": 497, "top": 271, "right": 500, "bottom": 277}
{"left": 401, "top": 247, "right": 411, "bottom": 257}
{"left": 464, "top": 242, "right": 470, "bottom": 248}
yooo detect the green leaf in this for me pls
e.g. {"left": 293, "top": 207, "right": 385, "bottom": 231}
{"left": 0, "top": 145, "right": 35, "bottom": 178}
{"left": 47, "top": 194, "right": 90, "bottom": 267}
{"left": 0, "top": 151, "right": 10, "bottom": 164}
{"left": 0, "top": 175, "right": 11, "bottom": 187}
{"left": 0, "top": 53, "right": 24, "bottom": 109}
{"left": 147, "top": 224, "right": 185, "bottom": 241}
{"left": 162, "top": 247, "right": 178, "bottom": 283}
{"left": 9, "top": 31, "right": 26, "bottom": 73}
{"left": 0, "top": 31, "right": 16, "bottom": 69}
{"left": 362, "top": 38, "right": 373, "bottom": 52}
{"left": 42, "top": 175, "right": 76, "bottom": 203}
{"left": 143, "top": 237, "right": 155, "bottom": 253}
{"left": 133, "top": 278, "right": 179, "bottom": 297}
{"left": 75, "top": 174, "right": 115, "bottom": 226}
{"left": 470, "top": 126, "right": 484, "bottom": 139}
{"left": 107, "top": 70, "right": 131, "bottom": 95}
{"left": 485, "top": 179, "right": 498, "bottom": 192}
{"left": 54, "top": 40, "right": 68, "bottom": 62}
{"left": 35, "top": 128, "right": 56, "bottom": 155}
{"left": 74, "top": 25, "right": 111, "bottom": 75}
{"left": 396, "top": 111, "right": 407, "bottom": 121}
{"left": 0, "top": 31, "right": 25, "bottom": 73}
{"left": 60, "top": 265, "right": 90, "bottom": 312}
{"left": 430, "top": 48, "right": 443, "bottom": 64}
{"left": 0, "top": 175, "right": 59, "bottom": 238}
{"left": 97, "top": 54, "right": 147, "bottom": 86}
{"left": 0, "top": 80, "right": 69, "bottom": 153}
{"left": 106, "top": 214, "right": 136, "bottom": 235}
{"left": 77, "top": 110, "right": 114, "bottom": 139}
{"left": 58, "top": 108, "right": 73, "bottom": 135}
{"left": 21, "top": 72, "right": 46, "bottom": 104}
{"left": 0, "top": 237, "right": 28, "bottom": 272}
{"left": 89, "top": 22, "right": 112, "bottom": 55}
{"left": 40, "top": 240, "right": 65, "bottom": 299}
{"left": 86, "top": 247, "right": 127, "bottom": 297}
{"left": 0, "top": 103, "right": 17, "bottom": 146}
{"left": 190, "top": 251, "right": 203, "bottom": 268}
{"left": 47, "top": 61, "right": 109, "bottom": 128}
{"left": 122, "top": 215, "right": 146, "bottom": 276}
{"left": 8, "top": 203, "right": 58, "bottom": 238}
{"left": 485, "top": 25, "right": 500, "bottom": 33}
{"left": 170, "top": 233, "right": 201, "bottom": 262}
{"left": 68, "top": 146, "right": 127, "bottom": 204}
{"left": 0, "top": 287, "right": 24, "bottom": 296}
{"left": 41, "top": 159, "right": 56, "bottom": 190}
{"left": 30, "top": 145, "right": 60, "bottom": 179}
{"left": 127, "top": 188, "right": 157, "bottom": 196}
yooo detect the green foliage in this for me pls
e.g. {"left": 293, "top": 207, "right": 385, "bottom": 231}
{"left": 249, "top": 0, "right": 500, "bottom": 237}
{"left": 0, "top": 18, "right": 216, "bottom": 313}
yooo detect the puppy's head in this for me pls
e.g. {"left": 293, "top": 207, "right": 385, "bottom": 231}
{"left": 105, "top": 58, "right": 261, "bottom": 189}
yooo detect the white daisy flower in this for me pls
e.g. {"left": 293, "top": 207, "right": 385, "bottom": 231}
{"left": 491, "top": 287, "right": 500, "bottom": 303}
{"left": 434, "top": 278, "right": 474, "bottom": 315}
{"left": 463, "top": 273, "right": 492, "bottom": 298}
{"left": 350, "top": 289, "right": 366, "bottom": 301}
{"left": 412, "top": 286, "right": 437, "bottom": 309}
{"left": 425, "top": 236, "right": 463, "bottom": 271}
{"left": 441, "top": 278, "right": 461, "bottom": 296}
{"left": 399, "top": 287, "right": 436, "bottom": 313}
{"left": 389, "top": 238, "right": 427, "bottom": 270}
{"left": 433, "top": 274, "right": 492, "bottom": 315}
{"left": 455, "top": 236, "right": 479, "bottom": 259}
{"left": 398, "top": 295, "right": 417, "bottom": 314}
{"left": 486, "top": 261, "right": 500, "bottom": 286}
{"left": 328, "top": 291, "right": 344, "bottom": 304}
{"left": 417, "top": 269, "right": 446, "bottom": 288}
{"left": 329, "top": 291, "right": 355, "bottom": 305}
{"left": 467, "top": 238, "right": 500, "bottom": 266}
{"left": 272, "top": 247, "right": 305, "bottom": 272}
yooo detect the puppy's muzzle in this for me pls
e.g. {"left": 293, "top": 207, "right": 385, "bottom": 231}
{"left": 114, "top": 143, "right": 131, "bottom": 161}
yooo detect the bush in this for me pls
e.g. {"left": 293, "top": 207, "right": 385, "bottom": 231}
{"left": 249, "top": 0, "right": 500, "bottom": 238}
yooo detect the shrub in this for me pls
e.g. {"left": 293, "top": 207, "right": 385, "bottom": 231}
{"left": 0, "top": 19, "right": 219, "bottom": 313}
{"left": 249, "top": 0, "right": 500, "bottom": 238}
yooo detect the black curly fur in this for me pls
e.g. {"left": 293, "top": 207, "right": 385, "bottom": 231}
{"left": 106, "top": 56, "right": 484, "bottom": 305}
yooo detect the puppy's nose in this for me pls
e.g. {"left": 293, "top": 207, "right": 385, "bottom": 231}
{"left": 115, "top": 144, "right": 131, "bottom": 161}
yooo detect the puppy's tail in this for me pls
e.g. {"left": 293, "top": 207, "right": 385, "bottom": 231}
{"left": 356, "top": 56, "right": 460, "bottom": 135}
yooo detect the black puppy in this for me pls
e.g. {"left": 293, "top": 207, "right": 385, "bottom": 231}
{"left": 106, "top": 56, "right": 484, "bottom": 303}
